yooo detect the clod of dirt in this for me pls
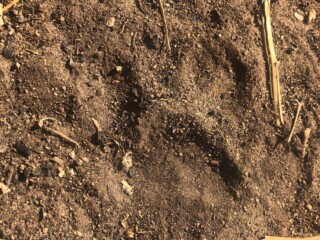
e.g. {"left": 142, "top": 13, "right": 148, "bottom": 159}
{"left": 69, "top": 168, "right": 75, "bottom": 176}
{"left": 0, "top": 229, "right": 6, "bottom": 239}
{"left": 1, "top": 48, "right": 14, "bottom": 59}
{"left": 69, "top": 150, "right": 76, "bottom": 159}
{"left": 122, "top": 152, "right": 133, "bottom": 173}
{"left": 58, "top": 167, "right": 65, "bottom": 178}
{"left": 20, "top": 167, "right": 31, "bottom": 181}
{"left": 106, "top": 17, "right": 115, "bottom": 27}
{"left": 81, "top": 157, "right": 90, "bottom": 163}
{"left": 128, "top": 168, "right": 135, "bottom": 178}
{"left": 14, "top": 141, "right": 31, "bottom": 158}
{"left": 0, "top": 182, "right": 10, "bottom": 194}
{"left": 126, "top": 229, "right": 135, "bottom": 239}
{"left": 0, "top": 144, "right": 7, "bottom": 153}
{"left": 306, "top": 204, "right": 313, "bottom": 211}
{"left": 308, "top": 9, "right": 316, "bottom": 23}
{"left": 121, "top": 180, "right": 133, "bottom": 196}
{"left": 66, "top": 58, "right": 75, "bottom": 69}
{"left": 51, "top": 156, "right": 64, "bottom": 166}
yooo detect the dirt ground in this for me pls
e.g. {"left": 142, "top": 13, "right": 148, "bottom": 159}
{"left": 0, "top": 0, "right": 319, "bottom": 239}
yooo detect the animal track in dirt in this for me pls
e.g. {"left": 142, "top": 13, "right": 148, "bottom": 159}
{"left": 164, "top": 113, "right": 245, "bottom": 197}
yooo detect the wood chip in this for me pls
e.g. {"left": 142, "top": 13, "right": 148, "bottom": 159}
{"left": 0, "top": 4, "right": 4, "bottom": 26}
{"left": 294, "top": 12, "right": 305, "bottom": 22}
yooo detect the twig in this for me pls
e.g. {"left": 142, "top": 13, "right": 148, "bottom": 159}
{"left": 262, "top": 0, "right": 284, "bottom": 125}
{"left": 38, "top": 118, "right": 80, "bottom": 147}
{"left": 265, "top": 236, "right": 320, "bottom": 240}
{"left": 120, "top": 20, "right": 128, "bottom": 34}
{"left": 132, "top": 32, "right": 137, "bottom": 50}
{"left": 6, "top": 167, "right": 14, "bottom": 186}
{"left": 3, "top": 0, "right": 19, "bottom": 12}
{"left": 135, "top": 0, "right": 146, "bottom": 14}
{"left": 287, "top": 100, "right": 303, "bottom": 143}
{"left": 302, "top": 128, "right": 311, "bottom": 157}
{"left": 92, "top": 118, "right": 102, "bottom": 132}
{"left": 157, "top": 0, "right": 171, "bottom": 51}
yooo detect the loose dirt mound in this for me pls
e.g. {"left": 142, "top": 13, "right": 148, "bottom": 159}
{"left": 0, "top": 0, "right": 319, "bottom": 239}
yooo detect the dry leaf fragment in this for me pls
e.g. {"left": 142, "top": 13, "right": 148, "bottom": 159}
{"left": 308, "top": 9, "right": 316, "bottom": 23}
{"left": 120, "top": 213, "right": 130, "bottom": 228}
{"left": 122, "top": 152, "right": 133, "bottom": 172}
{"left": 0, "top": 182, "right": 10, "bottom": 194}
{"left": 121, "top": 180, "right": 133, "bottom": 196}
{"left": 126, "top": 229, "right": 135, "bottom": 239}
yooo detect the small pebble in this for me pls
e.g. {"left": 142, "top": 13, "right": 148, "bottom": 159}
{"left": 67, "top": 58, "right": 75, "bottom": 69}
{"left": 128, "top": 168, "right": 135, "bottom": 178}
{"left": 294, "top": 12, "right": 304, "bottom": 22}
{"left": 106, "top": 17, "right": 115, "bottom": 27}
{"left": 306, "top": 204, "right": 313, "bottom": 211}
{"left": 0, "top": 229, "right": 6, "bottom": 238}
{"left": 1, "top": 48, "right": 14, "bottom": 59}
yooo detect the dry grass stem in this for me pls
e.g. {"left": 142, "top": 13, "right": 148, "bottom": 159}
{"left": 262, "top": 0, "right": 284, "bottom": 125}
{"left": 287, "top": 100, "right": 303, "bottom": 143}
{"left": 157, "top": 0, "right": 171, "bottom": 51}
{"left": 3, "top": 0, "right": 19, "bottom": 12}
{"left": 38, "top": 118, "right": 80, "bottom": 147}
